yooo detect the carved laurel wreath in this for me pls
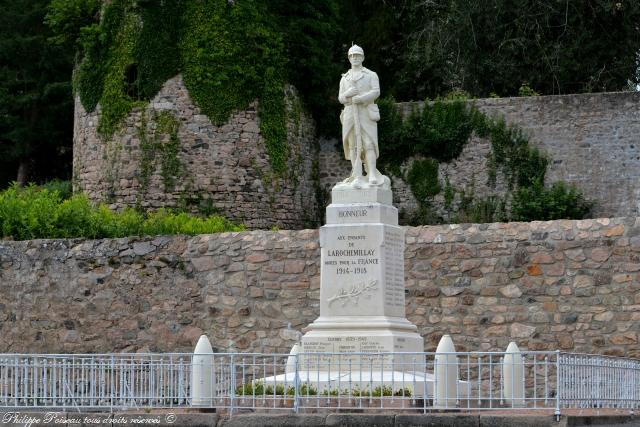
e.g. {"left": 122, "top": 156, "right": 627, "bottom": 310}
{"left": 327, "top": 280, "right": 378, "bottom": 307}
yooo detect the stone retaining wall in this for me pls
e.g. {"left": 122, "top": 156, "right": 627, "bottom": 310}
{"left": 1, "top": 217, "right": 638, "bottom": 356}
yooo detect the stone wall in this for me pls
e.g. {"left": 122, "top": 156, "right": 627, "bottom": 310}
{"left": 320, "top": 91, "right": 640, "bottom": 219}
{"left": 470, "top": 92, "right": 640, "bottom": 219}
{"left": 75, "top": 86, "right": 640, "bottom": 227}
{"left": 73, "top": 75, "right": 318, "bottom": 229}
{"left": 1, "top": 217, "right": 638, "bottom": 356}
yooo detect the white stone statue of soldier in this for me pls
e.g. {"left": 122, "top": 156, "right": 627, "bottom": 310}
{"left": 337, "top": 44, "right": 390, "bottom": 189}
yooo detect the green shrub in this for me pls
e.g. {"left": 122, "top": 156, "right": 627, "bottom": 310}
{"left": 456, "top": 194, "right": 507, "bottom": 224}
{"left": 376, "top": 96, "right": 592, "bottom": 225}
{"left": 488, "top": 119, "right": 548, "bottom": 189}
{"left": 320, "top": 385, "right": 411, "bottom": 397}
{"left": 379, "top": 98, "right": 482, "bottom": 168}
{"left": 235, "top": 381, "right": 302, "bottom": 397}
{"left": 0, "top": 184, "right": 59, "bottom": 240}
{"left": 0, "top": 183, "right": 243, "bottom": 240}
{"left": 518, "top": 82, "right": 540, "bottom": 97}
{"left": 406, "top": 158, "right": 440, "bottom": 204}
{"left": 41, "top": 179, "right": 72, "bottom": 200}
{"left": 511, "top": 180, "right": 592, "bottom": 221}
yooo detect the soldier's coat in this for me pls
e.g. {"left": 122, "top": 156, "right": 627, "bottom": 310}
{"left": 338, "top": 67, "right": 380, "bottom": 160}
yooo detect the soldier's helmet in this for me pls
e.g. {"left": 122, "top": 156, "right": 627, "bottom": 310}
{"left": 348, "top": 44, "right": 364, "bottom": 57}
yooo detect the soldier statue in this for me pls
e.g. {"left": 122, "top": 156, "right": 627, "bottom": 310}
{"left": 337, "top": 44, "right": 389, "bottom": 189}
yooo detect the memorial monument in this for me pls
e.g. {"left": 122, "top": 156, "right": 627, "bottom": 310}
{"left": 255, "top": 46, "right": 471, "bottom": 397}
{"left": 299, "top": 45, "right": 424, "bottom": 371}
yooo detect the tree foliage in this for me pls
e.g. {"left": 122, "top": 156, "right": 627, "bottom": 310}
{"left": 45, "top": 0, "right": 344, "bottom": 173}
{"left": 343, "top": 0, "right": 640, "bottom": 99}
{"left": 0, "top": 0, "right": 74, "bottom": 186}
{"left": 2, "top": 0, "right": 638, "bottom": 192}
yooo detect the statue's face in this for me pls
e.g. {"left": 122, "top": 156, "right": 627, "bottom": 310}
{"left": 348, "top": 53, "right": 364, "bottom": 67}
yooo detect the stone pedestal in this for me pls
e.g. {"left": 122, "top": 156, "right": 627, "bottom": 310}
{"left": 301, "top": 186, "right": 424, "bottom": 370}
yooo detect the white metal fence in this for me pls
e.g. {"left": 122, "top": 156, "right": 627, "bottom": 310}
{"left": 0, "top": 351, "right": 638, "bottom": 415}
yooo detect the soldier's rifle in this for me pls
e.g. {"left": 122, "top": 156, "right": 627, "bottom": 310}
{"left": 350, "top": 81, "right": 363, "bottom": 183}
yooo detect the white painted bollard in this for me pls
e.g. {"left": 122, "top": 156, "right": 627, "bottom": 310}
{"left": 191, "top": 335, "right": 215, "bottom": 406}
{"left": 285, "top": 343, "right": 300, "bottom": 374}
{"left": 503, "top": 341, "right": 525, "bottom": 407}
{"left": 434, "top": 334, "right": 458, "bottom": 408}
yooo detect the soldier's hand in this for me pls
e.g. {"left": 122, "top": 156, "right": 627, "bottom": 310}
{"left": 344, "top": 87, "right": 359, "bottom": 97}
{"left": 352, "top": 95, "right": 363, "bottom": 104}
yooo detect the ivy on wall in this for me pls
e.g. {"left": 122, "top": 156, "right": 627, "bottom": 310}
{"left": 137, "top": 111, "right": 183, "bottom": 199}
{"left": 377, "top": 97, "right": 592, "bottom": 224}
{"left": 59, "top": 0, "right": 592, "bottom": 225}
{"left": 181, "top": 1, "right": 287, "bottom": 174}
{"left": 73, "top": 0, "right": 289, "bottom": 175}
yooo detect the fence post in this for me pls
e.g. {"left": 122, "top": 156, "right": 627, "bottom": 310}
{"left": 434, "top": 334, "right": 458, "bottom": 408}
{"left": 230, "top": 354, "right": 236, "bottom": 415}
{"left": 503, "top": 342, "right": 525, "bottom": 407}
{"left": 293, "top": 351, "right": 300, "bottom": 414}
{"left": 555, "top": 350, "right": 561, "bottom": 421}
{"left": 191, "top": 335, "right": 215, "bottom": 407}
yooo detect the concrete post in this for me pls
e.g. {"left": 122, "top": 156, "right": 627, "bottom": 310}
{"left": 434, "top": 334, "right": 458, "bottom": 408}
{"left": 191, "top": 334, "right": 215, "bottom": 406}
{"left": 503, "top": 341, "right": 525, "bottom": 407}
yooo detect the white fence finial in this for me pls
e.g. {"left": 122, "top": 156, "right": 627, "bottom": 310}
{"left": 503, "top": 341, "right": 525, "bottom": 407}
{"left": 434, "top": 334, "right": 458, "bottom": 408}
{"left": 191, "top": 334, "right": 215, "bottom": 406}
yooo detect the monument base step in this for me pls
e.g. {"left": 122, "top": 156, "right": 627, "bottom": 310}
{"left": 303, "top": 316, "right": 420, "bottom": 332}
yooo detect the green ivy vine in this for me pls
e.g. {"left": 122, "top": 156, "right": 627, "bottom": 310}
{"left": 137, "top": 111, "right": 183, "bottom": 199}
{"left": 73, "top": 0, "right": 289, "bottom": 175}
{"left": 377, "top": 97, "right": 592, "bottom": 224}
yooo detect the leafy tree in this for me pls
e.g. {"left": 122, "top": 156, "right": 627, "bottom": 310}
{"left": 338, "top": 1, "right": 408, "bottom": 98}
{"left": 0, "top": 0, "right": 74, "bottom": 187}
{"left": 344, "top": 0, "right": 640, "bottom": 99}
{"left": 445, "top": 0, "right": 640, "bottom": 96}
{"left": 267, "top": 0, "right": 344, "bottom": 135}
{"left": 45, "top": 0, "right": 100, "bottom": 50}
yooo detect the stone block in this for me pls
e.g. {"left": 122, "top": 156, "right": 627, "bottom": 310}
{"left": 565, "top": 415, "right": 637, "bottom": 426}
{"left": 221, "top": 415, "right": 325, "bottom": 427}
{"left": 499, "top": 284, "right": 522, "bottom": 298}
{"left": 510, "top": 323, "right": 536, "bottom": 338}
{"left": 479, "top": 416, "right": 561, "bottom": 427}
{"left": 395, "top": 415, "right": 479, "bottom": 427}
{"left": 331, "top": 186, "right": 393, "bottom": 205}
{"left": 325, "top": 414, "right": 394, "bottom": 427}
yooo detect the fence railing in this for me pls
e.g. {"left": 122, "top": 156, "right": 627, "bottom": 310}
{"left": 559, "top": 353, "right": 640, "bottom": 410}
{"left": 0, "top": 351, "right": 638, "bottom": 415}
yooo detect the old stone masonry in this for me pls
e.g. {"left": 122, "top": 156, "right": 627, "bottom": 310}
{"left": 74, "top": 75, "right": 640, "bottom": 228}
{"left": 1, "top": 217, "right": 638, "bottom": 356}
